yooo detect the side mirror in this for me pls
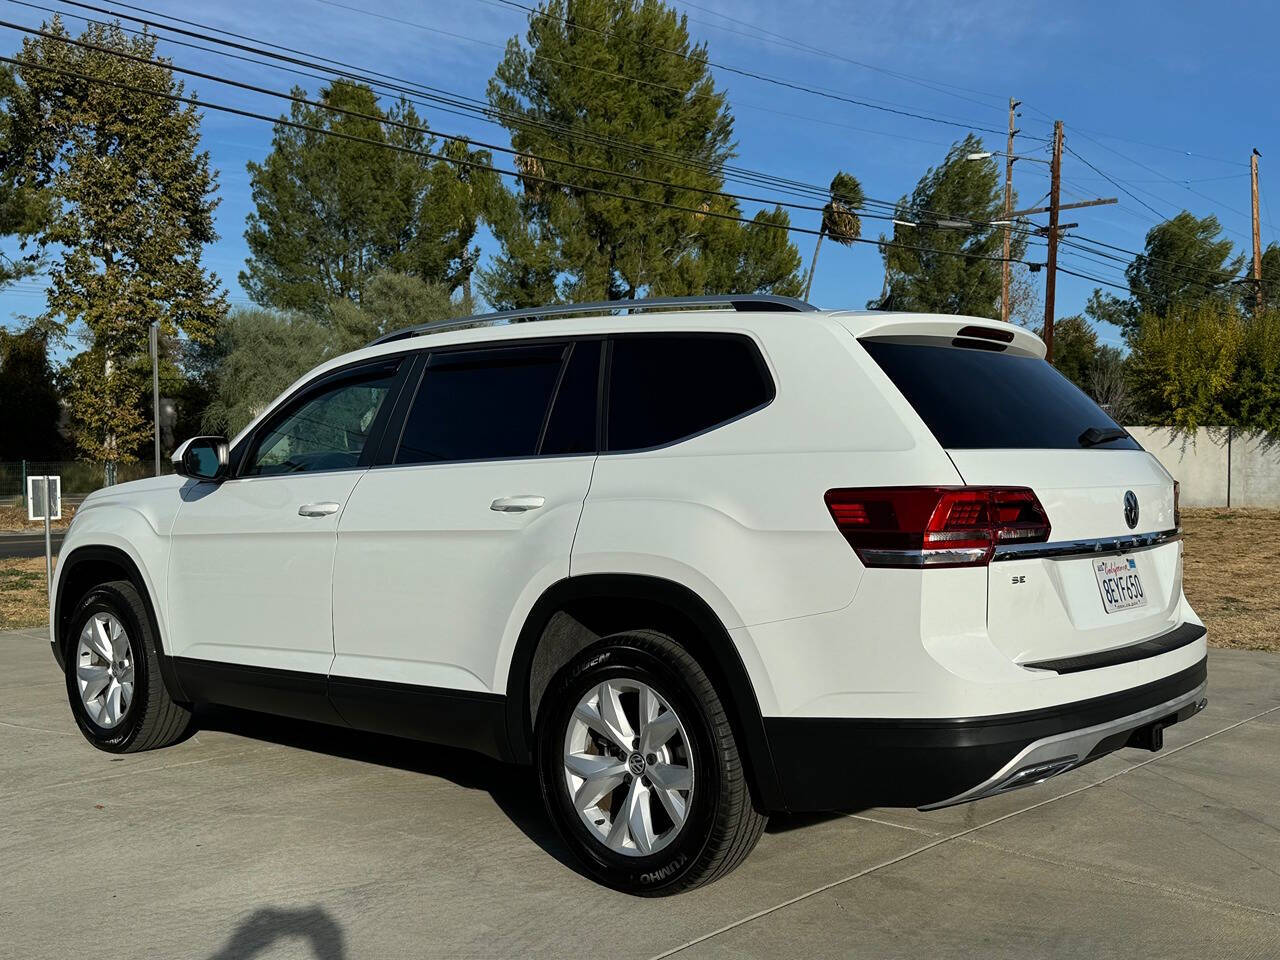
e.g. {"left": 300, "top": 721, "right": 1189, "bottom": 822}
{"left": 173, "top": 436, "right": 229, "bottom": 482}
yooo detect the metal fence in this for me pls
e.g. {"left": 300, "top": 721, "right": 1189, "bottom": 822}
{"left": 0, "top": 460, "right": 173, "bottom": 506}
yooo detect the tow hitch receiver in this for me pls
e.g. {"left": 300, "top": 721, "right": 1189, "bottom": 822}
{"left": 1127, "top": 721, "right": 1166, "bottom": 752}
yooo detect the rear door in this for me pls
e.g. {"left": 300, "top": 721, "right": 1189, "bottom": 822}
{"left": 861, "top": 337, "right": 1183, "bottom": 666}
{"left": 329, "top": 339, "right": 600, "bottom": 704}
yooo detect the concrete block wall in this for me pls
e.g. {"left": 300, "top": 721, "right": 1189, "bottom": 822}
{"left": 1127, "top": 426, "right": 1280, "bottom": 508}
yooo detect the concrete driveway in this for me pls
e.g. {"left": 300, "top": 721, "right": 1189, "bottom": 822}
{"left": 3, "top": 627, "right": 1278, "bottom": 960}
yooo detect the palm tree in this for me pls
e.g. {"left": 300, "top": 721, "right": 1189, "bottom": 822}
{"left": 803, "top": 172, "right": 864, "bottom": 301}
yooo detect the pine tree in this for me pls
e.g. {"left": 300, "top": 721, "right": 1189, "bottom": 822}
{"left": 481, "top": 0, "right": 803, "bottom": 305}
{"left": 877, "top": 135, "right": 1019, "bottom": 317}
{"left": 242, "top": 82, "right": 495, "bottom": 313}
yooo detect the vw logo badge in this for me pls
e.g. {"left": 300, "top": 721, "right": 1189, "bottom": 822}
{"left": 628, "top": 754, "right": 647, "bottom": 776}
{"left": 1123, "top": 490, "right": 1139, "bottom": 529}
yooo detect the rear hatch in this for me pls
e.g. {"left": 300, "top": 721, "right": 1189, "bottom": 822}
{"left": 861, "top": 332, "right": 1183, "bottom": 666}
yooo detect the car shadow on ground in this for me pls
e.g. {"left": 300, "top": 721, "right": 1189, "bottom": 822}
{"left": 192, "top": 704, "right": 862, "bottom": 889}
{"left": 205, "top": 905, "right": 347, "bottom": 960}
{"left": 192, "top": 704, "right": 582, "bottom": 876}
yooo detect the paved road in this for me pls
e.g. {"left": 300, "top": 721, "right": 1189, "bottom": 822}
{"left": 2, "top": 629, "right": 1278, "bottom": 959}
{"left": 0, "top": 531, "right": 65, "bottom": 558}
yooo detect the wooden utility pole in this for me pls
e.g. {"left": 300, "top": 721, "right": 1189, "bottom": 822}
{"left": 1043, "top": 120, "right": 1064, "bottom": 363}
{"left": 1252, "top": 149, "right": 1263, "bottom": 315}
{"left": 1001, "top": 98, "right": 1020, "bottom": 324}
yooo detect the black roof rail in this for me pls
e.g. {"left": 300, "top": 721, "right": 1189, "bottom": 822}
{"left": 367, "top": 294, "right": 817, "bottom": 346}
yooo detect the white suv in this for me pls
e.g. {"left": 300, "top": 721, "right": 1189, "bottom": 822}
{"left": 51, "top": 295, "right": 1208, "bottom": 894}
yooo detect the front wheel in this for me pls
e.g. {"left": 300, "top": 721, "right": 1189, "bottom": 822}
{"left": 536, "top": 631, "right": 766, "bottom": 895}
{"left": 64, "top": 580, "right": 192, "bottom": 753}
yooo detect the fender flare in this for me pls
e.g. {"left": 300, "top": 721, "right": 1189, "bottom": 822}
{"left": 502, "top": 573, "right": 786, "bottom": 812}
{"left": 53, "top": 544, "right": 189, "bottom": 703}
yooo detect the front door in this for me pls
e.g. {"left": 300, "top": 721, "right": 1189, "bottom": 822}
{"left": 167, "top": 357, "right": 406, "bottom": 679}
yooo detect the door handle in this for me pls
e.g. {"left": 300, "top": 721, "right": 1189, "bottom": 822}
{"left": 298, "top": 501, "right": 341, "bottom": 517}
{"left": 490, "top": 495, "right": 545, "bottom": 513}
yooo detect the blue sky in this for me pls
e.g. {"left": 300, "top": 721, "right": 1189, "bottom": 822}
{"left": 2, "top": 0, "right": 1277, "bottom": 358}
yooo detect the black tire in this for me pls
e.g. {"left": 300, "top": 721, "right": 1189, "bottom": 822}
{"left": 64, "top": 579, "right": 192, "bottom": 753}
{"left": 536, "top": 630, "right": 766, "bottom": 895}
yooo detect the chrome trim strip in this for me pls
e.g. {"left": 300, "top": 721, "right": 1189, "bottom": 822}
{"left": 992, "top": 528, "right": 1180, "bottom": 562}
{"left": 919, "top": 680, "right": 1207, "bottom": 810}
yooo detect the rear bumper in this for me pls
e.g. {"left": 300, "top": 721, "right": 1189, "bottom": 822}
{"left": 764, "top": 657, "right": 1207, "bottom": 812}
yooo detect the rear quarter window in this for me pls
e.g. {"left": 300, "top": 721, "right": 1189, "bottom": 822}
{"left": 606, "top": 334, "right": 774, "bottom": 451}
{"left": 861, "top": 339, "right": 1139, "bottom": 450}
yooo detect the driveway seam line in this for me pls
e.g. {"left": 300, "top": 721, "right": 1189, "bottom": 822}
{"left": 850, "top": 811, "right": 1280, "bottom": 919}
{"left": 959, "top": 834, "right": 1280, "bottom": 919}
{"left": 649, "top": 702, "right": 1280, "bottom": 960}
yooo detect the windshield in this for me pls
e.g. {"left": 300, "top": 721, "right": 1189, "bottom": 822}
{"left": 861, "top": 339, "right": 1140, "bottom": 450}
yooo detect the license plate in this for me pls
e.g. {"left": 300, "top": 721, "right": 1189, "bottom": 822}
{"left": 1093, "top": 556, "right": 1147, "bottom": 613}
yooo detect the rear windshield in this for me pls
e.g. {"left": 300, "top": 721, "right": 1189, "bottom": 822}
{"left": 861, "top": 339, "right": 1139, "bottom": 450}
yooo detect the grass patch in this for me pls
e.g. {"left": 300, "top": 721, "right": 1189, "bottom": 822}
{"left": 0, "top": 556, "right": 53, "bottom": 630}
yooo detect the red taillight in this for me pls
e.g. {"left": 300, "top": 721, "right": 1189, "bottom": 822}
{"left": 824, "top": 487, "right": 1051, "bottom": 568}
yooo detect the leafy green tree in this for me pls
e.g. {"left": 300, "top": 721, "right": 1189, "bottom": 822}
{"left": 1035, "top": 315, "right": 1098, "bottom": 389}
{"left": 1232, "top": 308, "right": 1280, "bottom": 437}
{"left": 327, "top": 271, "right": 473, "bottom": 354}
{"left": 243, "top": 82, "right": 493, "bottom": 313}
{"left": 0, "top": 66, "right": 50, "bottom": 287}
{"left": 802, "top": 171, "right": 863, "bottom": 301}
{"left": 876, "top": 136, "right": 1020, "bottom": 316}
{"left": 416, "top": 138, "right": 501, "bottom": 301}
{"left": 0, "top": 326, "right": 63, "bottom": 459}
{"left": 482, "top": 0, "right": 803, "bottom": 304}
{"left": 201, "top": 308, "right": 332, "bottom": 438}
{"left": 698, "top": 206, "right": 804, "bottom": 298}
{"left": 199, "top": 273, "right": 473, "bottom": 437}
{"left": 1086, "top": 212, "right": 1243, "bottom": 340}
{"left": 3, "top": 17, "right": 226, "bottom": 467}
{"left": 1257, "top": 242, "right": 1280, "bottom": 311}
{"left": 1128, "top": 303, "right": 1243, "bottom": 432}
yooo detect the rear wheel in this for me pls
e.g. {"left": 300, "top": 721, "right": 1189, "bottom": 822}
{"left": 64, "top": 580, "right": 192, "bottom": 753}
{"left": 536, "top": 630, "right": 766, "bottom": 895}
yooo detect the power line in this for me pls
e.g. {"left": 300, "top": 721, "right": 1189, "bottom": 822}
{"left": 1, "top": 16, "right": 1041, "bottom": 240}
{"left": 28, "top": 0, "right": 1028, "bottom": 230}
{"left": 1059, "top": 237, "right": 1261, "bottom": 294}
{"left": 1073, "top": 129, "right": 1254, "bottom": 222}
{"left": 667, "top": 0, "right": 1009, "bottom": 113}
{"left": 1064, "top": 172, "right": 1249, "bottom": 186}
{"left": 1066, "top": 140, "right": 1254, "bottom": 244}
{"left": 1054, "top": 264, "right": 1130, "bottom": 293}
{"left": 475, "top": 0, "right": 1027, "bottom": 139}
{"left": 1017, "top": 102, "right": 1240, "bottom": 167}
{"left": 0, "top": 51, "right": 1041, "bottom": 272}
{"left": 1065, "top": 144, "right": 1171, "bottom": 222}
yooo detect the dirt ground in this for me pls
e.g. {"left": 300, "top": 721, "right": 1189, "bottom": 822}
{"left": 0, "top": 503, "right": 76, "bottom": 532}
{"left": 2, "top": 509, "right": 1277, "bottom": 647}
{"left": 1179, "top": 508, "right": 1280, "bottom": 652}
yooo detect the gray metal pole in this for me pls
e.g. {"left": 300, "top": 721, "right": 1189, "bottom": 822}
{"left": 43, "top": 475, "right": 52, "bottom": 602}
{"left": 151, "top": 320, "right": 161, "bottom": 476}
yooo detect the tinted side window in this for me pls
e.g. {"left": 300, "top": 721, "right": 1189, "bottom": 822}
{"left": 396, "top": 344, "right": 567, "bottom": 464}
{"left": 862, "top": 339, "right": 1140, "bottom": 450}
{"left": 606, "top": 335, "right": 773, "bottom": 451}
{"left": 541, "top": 340, "right": 601, "bottom": 456}
{"left": 243, "top": 364, "right": 399, "bottom": 476}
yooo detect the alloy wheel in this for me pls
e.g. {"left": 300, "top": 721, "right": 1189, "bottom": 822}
{"left": 75, "top": 612, "right": 135, "bottom": 729}
{"left": 562, "top": 678, "right": 695, "bottom": 857}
